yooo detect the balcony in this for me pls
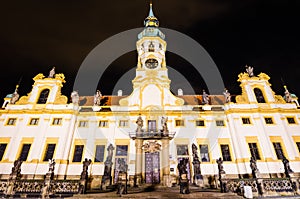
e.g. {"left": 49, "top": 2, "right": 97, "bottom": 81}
{"left": 129, "top": 131, "right": 176, "bottom": 140}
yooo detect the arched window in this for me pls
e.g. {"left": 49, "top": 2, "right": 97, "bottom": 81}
{"left": 37, "top": 89, "right": 50, "bottom": 104}
{"left": 254, "top": 88, "right": 265, "bottom": 103}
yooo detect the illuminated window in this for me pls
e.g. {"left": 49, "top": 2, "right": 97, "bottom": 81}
{"left": 30, "top": 118, "right": 39, "bottom": 125}
{"left": 264, "top": 117, "right": 273, "bottom": 124}
{"left": 248, "top": 143, "right": 261, "bottom": 160}
{"left": 287, "top": 117, "right": 296, "bottom": 124}
{"left": 216, "top": 120, "right": 225, "bottom": 126}
{"left": 195, "top": 120, "right": 205, "bottom": 126}
{"left": 19, "top": 144, "right": 31, "bottom": 161}
{"left": 99, "top": 120, "right": 108, "bottom": 127}
{"left": 72, "top": 145, "right": 84, "bottom": 162}
{"left": 79, "top": 121, "right": 88, "bottom": 127}
{"left": 43, "top": 144, "right": 56, "bottom": 161}
{"left": 95, "top": 145, "right": 105, "bottom": 162}
{"left": 7, "top": 118, "right": 17, "bottom": 125}
{"left": 175, "top": 120, "right": 184, "bottom": 127}
{"left": 199, "top": 144, "right": 210, "bottom": 162}
{"left": 220, "top": 144, "right": 231, "bottom": 161}
{"left": 0, "top": 144, "right": 8, "bottom": 161}
{"left": 52, "top": 118, "right": 62, "bottom": 125}
{"left": 242, "top": 118, "right": 251, "bottom": 124}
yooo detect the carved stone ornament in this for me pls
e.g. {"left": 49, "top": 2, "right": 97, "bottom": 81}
{"left": 142, "top": 141, "right": 161, "bottom": 153}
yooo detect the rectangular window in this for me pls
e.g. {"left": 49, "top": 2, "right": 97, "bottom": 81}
{"left": 177, "top": 145, "right": 189, "bottom": 156}
{"left": 19, "top": 144, "right": 31, "bottom": 161}
{"left": 264, "top": 117, "right": 274, "bottom": 124}
{"left": 79, "top": 121, "right": 88, "bottom": 127}
{"left": 0, "top": 144, "right": 8, "bottom": 161}
{"left": 242, "top": 117, "right": 251, "bottom": 124}
{"left": 43, "top": 144, "right": 56, "bottom": 161}
{"left": 7, "top": 118, "right": 17, "bottom": 125}
{"left": 220, "top": 144, "right": 232, "bottom": 161}
{"left": 148, "top": 120, "right": 156, "bottom": 131}
{"left": 29, "top": 118, "right": 39, "bottom": 125}
{"left": 52, "top": 118, "right": 62, "bottom": 125}
{"left": 199, "top": 144, "right": 210, "bottom": 162}
{"left": 72, "top": 145, "right": 84, "bottom": 162}
{"left": 175, "top": 120, "right": 184, "bottom": 127}
{"left": 119, "top": 120, "right": 128, "bottom": 127}
{"left": 273, "top": 142, "right": 284, "bottom": 159}
{"left": 216, "top": 120, "right": 225, "bottom": 126}
{"left": 248, "top": 143, "right": 261, "bottom": 160}
{"left": 296, "top": 142, "right": 300, "bottom": 153}
{"left": 116, "top": 145, "right": 128, "bottom": 156}
{"left": 196, "top": 120, "right": 205, "bottom": 127}
{"left": 287, "top": 117, "right": 296, "bottom": 124}
{"left": 99, "top": 120, "right": 108, "bottom": 127}
{"left": 94, "top": 145, "right": 105, "bottom": 162}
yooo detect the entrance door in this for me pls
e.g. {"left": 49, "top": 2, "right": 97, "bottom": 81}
{"left": 145, "top": 152, "right": 160, "bottom": 184}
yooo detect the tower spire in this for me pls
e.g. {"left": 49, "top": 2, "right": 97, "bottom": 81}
{"left": 144, "top": 1, "right": 159, "bottom": 27}
{"left": 149, "top": 1, "right": 154, "bottom": 17}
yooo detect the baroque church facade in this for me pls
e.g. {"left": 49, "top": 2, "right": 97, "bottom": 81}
{"left": 0, "top": 4, "right": 300, "bottom": 189}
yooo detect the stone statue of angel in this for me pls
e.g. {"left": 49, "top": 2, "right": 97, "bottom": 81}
{"left": 94, "top": 90, "right": 102, "bottom": 106}
{"left": 48, "top": 67, "right": 55, "bottom": 78}
{"left": 202, "top": 90, "right": 209, "bottom": 105}
{"left": 223, "top": 88, "right": 231, "bottom": 103}
{"left": 245, "top": 65, "right": 254, "bottom": 77}
{"left": 71, "top": 91, "right": 80, "bottom": 105}
{"left": 161, "top": 116, "right": 168, "bottom": 132}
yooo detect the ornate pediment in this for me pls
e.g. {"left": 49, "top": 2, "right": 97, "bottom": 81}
{"left": 142, "top": 140, "right": 161, "bottom": 153}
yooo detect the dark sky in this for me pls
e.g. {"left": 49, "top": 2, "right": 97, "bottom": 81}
{"left": 0, "top": 0, "right": 299, "bottom": 101}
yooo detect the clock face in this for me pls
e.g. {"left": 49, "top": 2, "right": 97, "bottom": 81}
{"left": 145, "top": 58, "right": 159, "bottom": 69}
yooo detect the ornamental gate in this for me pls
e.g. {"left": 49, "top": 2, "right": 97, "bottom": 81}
{"left": 145, "top": 151, "right": 160, "bottom": 184}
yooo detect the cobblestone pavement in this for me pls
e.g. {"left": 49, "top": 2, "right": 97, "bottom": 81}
{"left": 71, "top": 185, "right": 244, "bottom": 199}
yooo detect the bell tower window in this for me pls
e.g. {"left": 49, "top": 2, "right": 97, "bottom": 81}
{"left": 37, "top": 89, "right": 50, "bottom": 104}
{"left": 254, "top": 88, "right": 265, "bottom": 103}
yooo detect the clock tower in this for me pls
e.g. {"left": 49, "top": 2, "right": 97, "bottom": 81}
{"left": 119, "top": 3, "right": 184, "bottom": 109}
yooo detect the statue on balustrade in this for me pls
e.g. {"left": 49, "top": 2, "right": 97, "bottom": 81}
{"left": 282, "top": 156, "right": 293, "bottom": 178}
{"left": 101, "top": 144, "right": 114, "bottom": 190}
{"left": 177, "top": 159, "right": 190, "bottom": 194}
{"left": 250, "top": 157, "right": 259, "bottom": 178}
{"left": 136, "top": 115, "right": 144, "bottom": 133}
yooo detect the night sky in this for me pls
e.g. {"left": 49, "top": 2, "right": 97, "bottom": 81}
{"left": 0, "top": 0, "right": 299, "bottom": 102}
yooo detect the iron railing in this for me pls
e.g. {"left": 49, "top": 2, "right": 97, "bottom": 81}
{"left": 129, "top": 131, "right": 176, "bottom": 139}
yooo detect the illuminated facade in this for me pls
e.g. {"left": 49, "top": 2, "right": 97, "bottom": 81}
{"left": 0, "top": 4, "right": 299, "bottom": 189}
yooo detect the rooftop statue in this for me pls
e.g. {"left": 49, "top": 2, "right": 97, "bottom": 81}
{"left": 245, "top": 65, "right": 254, "bottom": 77}
{"left": 48, "top": 67, "right": 55, "bottom": 78}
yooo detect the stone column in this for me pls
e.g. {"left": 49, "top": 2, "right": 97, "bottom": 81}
{"left": 161, "top": 138, "right": 170, "bottom": 187}
{"left": 135, "top": 139, "right": 143, "bottom": 186}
